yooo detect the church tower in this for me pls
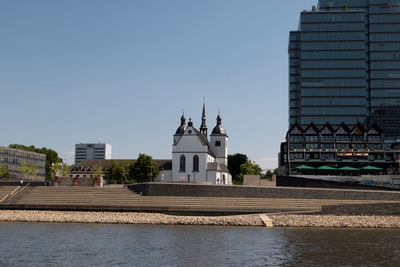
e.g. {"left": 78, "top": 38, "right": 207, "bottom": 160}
{"left": 210, "top": 114, "right": 228, "bottom": 165}
{"left": 173, "top": 113, "right": 186, "bottom": 145}
{"left": 199, "top": 101, "right": 208, "bottom": 137}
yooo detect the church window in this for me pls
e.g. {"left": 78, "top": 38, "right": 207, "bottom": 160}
{"left": 179, "top": 155, "right": 186, "bottom": 172}
{"left": 215, "top": 141, "right": 221, "bottom": 147}
{"left": 193, "top": 155, "right": 199, "bottom": 172}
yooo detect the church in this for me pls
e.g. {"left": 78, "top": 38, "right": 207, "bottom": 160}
{"left": 172, "top": 104, "right": 232, "bottom": 185}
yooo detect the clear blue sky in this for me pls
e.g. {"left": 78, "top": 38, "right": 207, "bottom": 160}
{"left": 0, "top": 0, "right": 316, "bottom": 169}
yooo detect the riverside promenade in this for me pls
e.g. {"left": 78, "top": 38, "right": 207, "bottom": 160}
{"left": 1, "top": 183, "right": 400, "bottom": 215}
{"left": 1, "top": 184, "right": 400, "bottom": 228}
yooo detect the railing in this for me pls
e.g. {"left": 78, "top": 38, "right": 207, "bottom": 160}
{"left": 6, "top": 183, "right": 30, "bottom": 202}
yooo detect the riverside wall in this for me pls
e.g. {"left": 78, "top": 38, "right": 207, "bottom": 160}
{"left": 128, "top": 183, "right": 400, "bottom": 201}
{"left": 322, "top": 202, "right": 400, "bottom": 216}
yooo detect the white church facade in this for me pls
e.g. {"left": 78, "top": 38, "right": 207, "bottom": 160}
{"left": 172, "top": 104, "right": 232, "bottom": 185}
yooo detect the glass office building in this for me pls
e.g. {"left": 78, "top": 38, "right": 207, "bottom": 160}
{"left": 0, "top": 146, "right": 46, "bottom": 181}
{"left": 290, "top": 0, "right": 400, "bottom": 140}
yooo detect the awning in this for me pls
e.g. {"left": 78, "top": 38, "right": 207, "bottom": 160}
{"left": 317, "top": 165, "right": 337, "bottom": 171}
{"left": 292, "top": 165, "right": 315, "bottom": 170}
{"left": 361, "top": 165, "right": 383, "bottom": 171}
{"left": 338, "top": 166, "right": 360, "bottom": 171}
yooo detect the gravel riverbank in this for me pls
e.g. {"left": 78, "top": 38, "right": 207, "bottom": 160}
{"left": 0, "top": 210, "right": 264, "bottom": 226}
{"left": 1, "top": 210, "right": 400, "bottom": 228}
{"left": 270, "top": 214, "right": 400, "bottom": 228}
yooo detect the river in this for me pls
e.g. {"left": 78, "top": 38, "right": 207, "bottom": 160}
{"left": 0, "top": 222, "right": 399, "bottom": 266}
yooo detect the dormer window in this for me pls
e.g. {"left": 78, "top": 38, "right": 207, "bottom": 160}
{"left": 215, "top": 141, "right": 221, "bottom": 147}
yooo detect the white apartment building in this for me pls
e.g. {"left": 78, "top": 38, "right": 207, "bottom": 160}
{"left": 75, "top": 143, "right": 112, "bottom": 164}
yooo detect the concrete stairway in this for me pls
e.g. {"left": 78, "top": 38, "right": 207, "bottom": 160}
{"left": 3, "top": 186, "right": 394, "bottom": 214}
{"left": 15, "top": 187, "right": 141, "bottom": 206}
{"left": 0, "top": 186, "right": 19, "bottom": 203}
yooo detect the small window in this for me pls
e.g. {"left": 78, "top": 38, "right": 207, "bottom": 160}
{"left": 215, "top": 141, "right": 221, "bottom": 147}
{"left": 193, "top": 155, "right": 199, "bottom": 172}
{"left": 180, "top": 155, "right": 186, "bottom": 172}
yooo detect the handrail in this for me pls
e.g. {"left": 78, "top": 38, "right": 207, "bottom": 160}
{"left": 7, "top": 183, "right": 30, "bottom": 202}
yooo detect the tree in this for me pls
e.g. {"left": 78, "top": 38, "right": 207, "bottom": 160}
{"left": 93, "top": 163, "right": 103, "bottom": 178}
{"left": 236, "top": 160, "right": 262, "bottom": 183}
{"left": 9, "top": 144, "right": 62, "bottom": 181}
{"left": 61, "top": 163, "right": 70, "bottom": 177}
{"left": 130, "top": 154, "right": 159, "bottom": 183}
{"left": 18, "top": 162, "right": 38, "bottom": 180}
{"left": 104, "top": 161, "right": 131, "bottom": 184}
{"left": 50, "top": 163, "right": 61, "bottom": 178}
{"left": 228, "top": 153, "right": 248, "bottom": 182}
{"left": 0, "top": 165, "right": 10, "bottom": 179}
{"left": 265, "top": 170, "right": 273, "bottom": 179}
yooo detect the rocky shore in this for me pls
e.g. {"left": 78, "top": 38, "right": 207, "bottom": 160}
{"left": 1, "top": 210, "right": 400, "bottom": 228}
{"left": 0, "top": 210, "right": 264, "bottom": 226}
{"left": 270, "top": 214, "right": 400, "bottom": 228}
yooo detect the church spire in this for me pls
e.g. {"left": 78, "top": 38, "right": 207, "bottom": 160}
{"left": 200, "top": 98, "right": 208, "bottom": 136}
{"left": 180, "top": 111, "right": 186, "bottom": 126}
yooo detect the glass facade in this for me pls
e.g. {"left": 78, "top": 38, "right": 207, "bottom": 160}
{"left": 0, "top": 146, "right": 46, "bottom": 181}
{"left": 290, "top": 0, "right": 400, "bottom": 139}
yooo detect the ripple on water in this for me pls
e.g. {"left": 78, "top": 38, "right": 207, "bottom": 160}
{"left": 0, "top": 223, "right": 400, "bottom": 266}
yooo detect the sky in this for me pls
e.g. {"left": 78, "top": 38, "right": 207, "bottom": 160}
{"left": 0, "top": 0, "right": 317, "bottom": 169}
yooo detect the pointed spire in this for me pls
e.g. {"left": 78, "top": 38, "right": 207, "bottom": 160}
{"left": 202, "top": 98, "right": 206, "bottom": 120}
{"left": 216, "top": 113, "right": 222, "bottom": 125}
{"left": 181, "top": 110, "right": 186, "bottom": 126}
{"left": 200, "top": 98, "right": 208, "bottom": 136}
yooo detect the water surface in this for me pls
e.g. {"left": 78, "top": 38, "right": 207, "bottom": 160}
{"left": 0, "top": 222, "right": 399, "bottom": 266}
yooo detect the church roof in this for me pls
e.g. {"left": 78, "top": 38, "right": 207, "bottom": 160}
{"left": 207, "top": 162, "right": 230, "bottom": 173}
{"left": 189, "top": 127, "right": 216, "bottom": 157}
{"left": 211, "top": 114, "right": 227, "bottom": 136}
{"left": 175, "top": 114, "right": 187, "bottom": 135}
{"left": 211, "top": 125, "right": 226, "bottom": 135}
{"left": 175, "top": 125, "right": 186, "bottom": 135}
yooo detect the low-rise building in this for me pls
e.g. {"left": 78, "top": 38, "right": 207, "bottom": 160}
{"left": 69, "top": 159, "right": 172, "bottom": 182}
{"left": 0, "top": 146, "right": 46, "bottom": 181}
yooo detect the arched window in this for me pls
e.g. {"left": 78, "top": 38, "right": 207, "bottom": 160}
{"left": 215, "top": 141, "right": 221, "bottom": 147}
{"left": 193, "top": 155, "right": 199, "bottom": 172}
{"left": 223, "top": 174, "right": 226, "bottom": 185}
{"left": 179, "top": 155, "right": 186, "bottom": 172}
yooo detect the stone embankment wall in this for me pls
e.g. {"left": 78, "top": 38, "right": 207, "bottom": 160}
{"left": 322, "top": 202, "right": 400, "bottom": 216}
{"left": 129, "top": 183, "right": 400, "bottom": 201}
{"left": 276, "top": 175, "right": 400, "bottom": 191}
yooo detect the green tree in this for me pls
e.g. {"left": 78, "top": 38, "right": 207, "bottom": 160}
{"left": 104, "top": 161, "right": 131, "bottom": 184}
{"left": 236, "top": 160, "right": 262, "bottom": 183}
{"left": 93, "top": 163, "right": 103, "bottom": 178}
{"left": 265, "top": 170, "right": 273, "bottom": 179}
{"left": 18, "top": 162, "right": 38, "bottom": 180}
{"left": 50, "top": 163, "right": 60, "bottom": 178}
{"left": 130, "top": 154, "right": 159, "bottom": 183}
{"left": 9, "top": 144, "right": 62, "bottom": 181}
{"left": 228, "top": 153, "right": 248, "bottom": 182}
{"left": 0, "top": 165, "right": 10, "bottom": 179}
{"left": 61, "top": 163, "right": 70, "bottom": 177}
